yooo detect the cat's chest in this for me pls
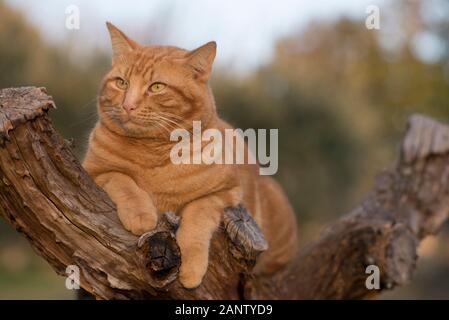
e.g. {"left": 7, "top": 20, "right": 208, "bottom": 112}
{"left": 130, "top": 162, "right": 226, "bottom": 213}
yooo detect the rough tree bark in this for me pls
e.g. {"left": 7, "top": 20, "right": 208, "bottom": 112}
{"left": 0, "top": 87, "right": 448, "bottom": 299}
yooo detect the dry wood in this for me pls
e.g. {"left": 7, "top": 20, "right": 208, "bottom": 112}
{"left": 0, "top": 86, "right": 448, "bottom": 299}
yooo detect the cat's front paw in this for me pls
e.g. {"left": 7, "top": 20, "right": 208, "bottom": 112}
{"left": 179, "top": 263, "right": 207, "bottom": 289}
{"left": 179, "top": 248, "right": 209, "bottom": 289}
{"left": 117, "top": 203, "right": 157, "bottom": 235}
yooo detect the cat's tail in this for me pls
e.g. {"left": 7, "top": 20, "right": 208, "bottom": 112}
{"left": 253, "top": 176, "right": 298, "bottom": 275}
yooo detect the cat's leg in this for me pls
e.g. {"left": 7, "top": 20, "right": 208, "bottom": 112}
{"left": 176, "top": 203, "right": 220, "bottom": 289}
{"left": 95, "top": 172, "right": 157, "bottom": 235}
{"left": 176, "top": 187, "right": 241, "bottom": 289}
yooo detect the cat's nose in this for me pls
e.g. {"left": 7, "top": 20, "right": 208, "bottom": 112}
{"left": 123, "top": 103, "right": 138, "bottom": 114}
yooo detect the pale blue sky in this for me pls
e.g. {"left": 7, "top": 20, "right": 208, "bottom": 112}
{"left": 6, "top": 0, "right": 388, "bottom": 70}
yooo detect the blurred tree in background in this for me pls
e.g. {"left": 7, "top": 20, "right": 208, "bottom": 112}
{"left": 0, "top": 0, "right": 449, "bottom": 298}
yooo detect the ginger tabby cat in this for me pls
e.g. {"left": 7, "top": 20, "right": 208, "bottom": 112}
{"left": 83, "top": 22, "right": 298, "bottom": 289}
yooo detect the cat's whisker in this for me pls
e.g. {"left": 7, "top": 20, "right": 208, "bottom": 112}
{"left": 152, "top": 111, "right": 184, "bottom": 121}
{"left": 158, "top": 118, "right": 178, "bottom": 134}
{"left": 154, "top": 113, "right": 185, "bottom": 130}
{"left": 158, "top": 113, "right": 185, "bottom": 124}
{"left": 158, "top": 115, "right": 182, "bottom": 129}
{"left": 67, "top": 97, "right": 100, "bottom": 129}
{"left": 150, "top": 114, "right": 182, "bottom": 132}
{"left": 158, "top": 111, "right": 183, "bottom": 120}
{"left": 150, "top": 118, "right": 173, "bottom": 136}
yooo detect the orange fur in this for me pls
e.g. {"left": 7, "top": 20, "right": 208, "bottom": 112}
{"left": 83, "top": 22, "right": 298, "bottom": 289}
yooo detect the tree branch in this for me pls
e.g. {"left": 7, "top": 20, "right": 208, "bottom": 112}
{"left": 0, "top": 87, "right": 448, "bottom": 299}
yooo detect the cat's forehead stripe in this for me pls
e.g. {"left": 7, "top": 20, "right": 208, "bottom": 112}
{"left": 125, "top": 63, "right": 135, "bottom": 79}
{"left": 141, "top": 62, "right": 155, "bottom": 80}
{"left": 140, "top": 52, "right": 164, "bottom": 79}
{"left": 118, "top": 46, "right": 188, "bottom": 81}
{"left": 121, "top": 50, "right": 172, "bottom": 80}
{"left": 135, "top": 51, "right": 146, "bottom": 73}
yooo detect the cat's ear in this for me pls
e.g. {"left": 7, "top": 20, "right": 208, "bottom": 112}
{"left": 185, "top": 41, "right": 216, "bottom": 80}
{"left": 106, "top": 22, "right": 139, "bottom": 64}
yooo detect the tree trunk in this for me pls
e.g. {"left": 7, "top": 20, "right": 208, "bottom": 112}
{"left": 0, "top": 87, "right": 448, "bottom": 299}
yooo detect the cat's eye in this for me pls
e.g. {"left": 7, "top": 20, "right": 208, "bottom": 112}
{"left": 115, "top": 78, "right": 129, "bottom": 90}
{"left": 149, "top": 82, "right": 166, "bottom": 93}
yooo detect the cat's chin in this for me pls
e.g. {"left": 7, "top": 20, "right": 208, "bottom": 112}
{"left": 101, "top": 117, "right": 169, "bottom": 139}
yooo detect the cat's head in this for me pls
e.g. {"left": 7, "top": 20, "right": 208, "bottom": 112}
{"left": 98, "top": 22, "right": 217, "bottom": 138}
